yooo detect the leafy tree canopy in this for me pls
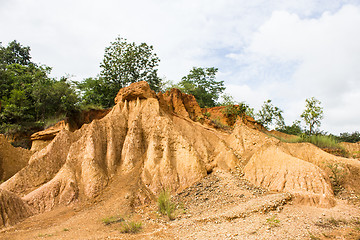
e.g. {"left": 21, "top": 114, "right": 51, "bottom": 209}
{"left": 0, "top": 40, "right": 79, "bottom": 141}
{"left": 77, "top": 37, "right": 162, "bottom": 108}
{"left": 256, "top": 99, "right": 285, "bottom": 129}
{"left": 0, "top": 40, "right": 32, "bottom": 66}
{"left": 177, "top": 67, "right": 225, "bottom": 108}
{"left": 300, "top": 97, "right": 323, "bottom": 135}
{"left": 277, "top": 120, "right": 303, "bottom": 136}
{"left": 336, "top": 131, "right": 360, "bottom": 143}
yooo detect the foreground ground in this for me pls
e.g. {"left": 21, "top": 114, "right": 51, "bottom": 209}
{"left": 1, "top": 168, "right": 359, "bottom": 240}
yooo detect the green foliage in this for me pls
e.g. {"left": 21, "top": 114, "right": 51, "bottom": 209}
{"left": 76, "top": 77, "right": 111, "bottom": 108}
{"left": 202, "top": 111, "right": 211, "bottom": 118}
{"left": 300, "top": 135, "right": 341, "bottom": 149}
{"left": 256, "top": 99, "right": 285, "bottom": 129}
{"left": 337, "top": 131, "right": 360, "bottom": 143}
{"left": 102, "top": 215, "right": 124, "bottom": 225}
{"left": 157, "top": 189, "right": 176, "bottom": 220}
{"left": 0, "top": 40, "right": 31, "bottom": 66}
{"left": 119, "top": 220, "right": 142, "bottom": 234}
{"left": 276, "top": 120, "right": 303, "bottom": 136}
{"left": 327, "top": 162, "right": 347, "bottom": 194}
{"left": 301, "top": 97, "right": 323, "bottom": 135}
{"left": 221, "top": 95, "right": 250, "bottom": 125}
{"left": 0, "top": 40, "right": 79, "bottom": 138}
{"left": 266, "top": 215, "right": 280, "bottom": 228}
{"left": 96, "top": 36, "right": 161, "bottom": 107}
{"left": 178, "top": 67, "right": 225, "bottom": 108}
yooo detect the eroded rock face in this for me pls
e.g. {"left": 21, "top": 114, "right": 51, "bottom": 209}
{"left": 1, "top": 82, "right": 238, "bottom": 214}
{"left": 244, "top": 145, "right": 335, "bottom": 207}
{"left": 159, "top": 88, "right": 202, "bottom": 121}
{"left": 30, "top": 109, "right": 111, "bottom": 152}
{"left": 114, "top": 81, "right": 157, "bottom": 104}
{"left": 1, "top": 81, "right": 360, "bottom": 227}
{"left": 0, "top": 135, "right": 30, "bottom": 182}
{"left": 0, "top": 189, "right": 33, "bottom": 227}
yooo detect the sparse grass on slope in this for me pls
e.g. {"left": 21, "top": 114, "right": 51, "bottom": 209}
{"left": 269, "top": 133, "right": 348, "bottom": 156}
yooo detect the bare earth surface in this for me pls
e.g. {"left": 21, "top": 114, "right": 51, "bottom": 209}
{"left": 1, "top": 168, "right": 360, "bottom": 240}
{"left": 1, "top": 82, "right": 360, "bottom": 239}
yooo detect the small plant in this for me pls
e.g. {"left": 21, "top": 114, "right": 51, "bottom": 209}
{"left": 102, "top": 215, "right": 124, "bottom": 225}
{"left": 157, "top": 189, "right": 176, "bottom": 220}
{"left": 120, "top": 220, "right": 142, "bottom": 234}
{"left": 308, "top": 232, "right": 320, "bottom": 240}
{"left": 38, "top": 233, "right": 54, "bottom": 238}
{"left": 203, "top": 111, "right": 211, "bottom": 118}
{"left": 222, "top": 103, "right": 248, "bottom": 126}
{"left": 63, "top": 228, "right": 69, "bottom": 232}
{"left": 266, "top": 215, "right": 280, "bottom": 228}
{"left": 327, "top": 162, "right": 347, "bottom": 195}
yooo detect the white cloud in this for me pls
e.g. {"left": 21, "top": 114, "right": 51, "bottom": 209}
{"left": 1, "top": 0, "right": 359, "bottom": 133}
{"left": 232, "top": 4, "right": 360, "bottom": 134}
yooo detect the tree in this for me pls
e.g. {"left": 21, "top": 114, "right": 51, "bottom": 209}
{"left": 256, "top": 99, "right": 285, "bottom": 129}
{"left": 337, "top": 131, "right": 360, "bottom": 143}
{"left": 0, "top": 40, "right": 31, "bottom": 66}
{"left": 178, "top": 67, "right": 225, "bottom": 108}
{"left": 277, "top": 120, "right": 303, "bottom": 135}
{"left": 0, "top": 40, "right": 79, "bottom": 137}
{"left": 76, "top": 77, "right": 112, "bottom": 108}
{"left": 300, "top": 97, "right": 323, "bottom": 135}
{"left": 100, "top": 37, "right": 161, "bottom": 99}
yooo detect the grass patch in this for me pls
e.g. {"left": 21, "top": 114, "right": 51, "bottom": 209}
{"left": 269, "top": 133, "right": 348, "bottom": 157}
{"left": 38, "top": 233, "right": 54, "bottom": 238}
{"left": 119, "top": 220, "right": 142, "bottom": 234}
{"left": 101, "top": 215, "right": 124, "bottom": 225}
{"left": 157, "top": 189, "right": 176, "bottom": 220}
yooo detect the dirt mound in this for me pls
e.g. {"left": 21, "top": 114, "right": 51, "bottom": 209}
{"left": 244, "top": 144, "right": 335, "bottom": 207}
{"left": 0, "top": 189, "right": 33, "bottom": 227}
{"left": 0, "top": 134, "right": 30, "bottom": 182}
{"left": 1, "top": 82, "right": 238, "bottom": 214}
{"left": 226, "top": 121, "right": 355, "bottom": 207}
{"left": 1, "top": 81, "right": 360, "bottom": 231}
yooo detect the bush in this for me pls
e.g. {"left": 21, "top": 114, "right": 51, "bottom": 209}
{"left": 119, "top": 220, "right": 142, "bottom": 234}
{"left": 327, "top": 162, "right": 347, "bottom": 194}
{"left": 157, "top": 189, "right": 176, "bottom": 220}
{"left": 222, "top": 103, "right": 248, "bottom": 126}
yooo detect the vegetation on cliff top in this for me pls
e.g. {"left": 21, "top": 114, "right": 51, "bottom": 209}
{"left": 1, "top": 39, "right": 359, "bottom": 148}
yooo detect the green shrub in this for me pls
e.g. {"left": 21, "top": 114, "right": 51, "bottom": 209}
{"left": 157, "top": 189, "right": 176, "bottom": 220}
{"left": 120, "top": 220, "right": 142, "bottom": 234}
{"left": 202, "top": 111, "right": 211, "bottom": 118}
{"left": 222, "top": 103, "right": 248, "bottom": 126}
{"left": 327, "top": 162, "right": 347, "bottom": 194}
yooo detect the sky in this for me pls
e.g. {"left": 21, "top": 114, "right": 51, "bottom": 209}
{"left": 1, "top": 0, "right": 359, "bottom": 134}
